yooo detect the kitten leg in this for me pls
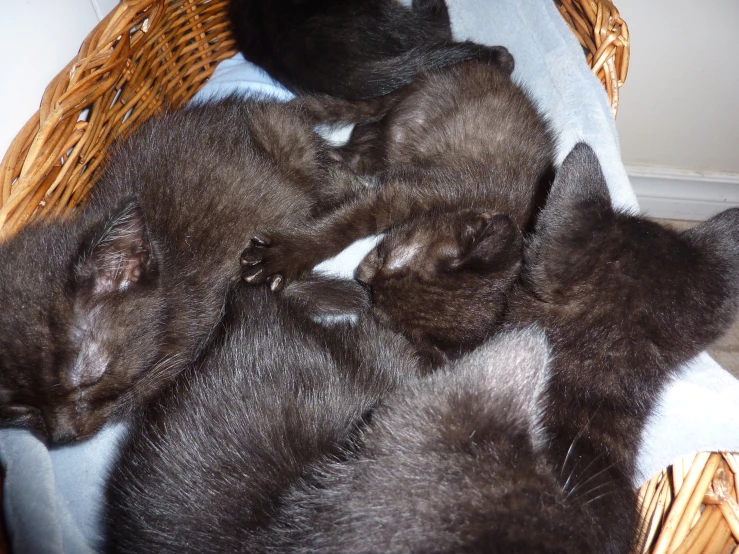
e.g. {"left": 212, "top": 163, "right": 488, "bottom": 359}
{"left": 241, "top": 192, "right": 386, "bottom": 290}
{"left": 309, "top": 162, "right": 377, "bottom": 216}
{"left": 280, "top": 275, "right": 370, "bottom": 319}
{"left": 240, "top": 176, "right": 439, "bottom": 289}
{"left": 365, "top": 41, "right": 515, "bottom": 82}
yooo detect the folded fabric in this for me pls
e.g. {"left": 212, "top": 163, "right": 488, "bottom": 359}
{"left": 2, "top": 2, "right": 738, "bottom": 553}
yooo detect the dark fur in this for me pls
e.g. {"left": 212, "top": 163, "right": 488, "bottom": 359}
{"left": 262, "top": 327, "right": 599, "bottom": 553}
{"left": 242, "top": 59, "right": 555, "bottom": 364}
{"left": 502, "top": 144, "right": 739, "bottom": 552}
{"left": 106, "top": 142, "right": 739, "bottom": 551}
{"left": 105, "top": 284, "right": 421, "bottom": 553}
{"left": 228, "top": 0, "right": 514, "bottom": 99}
{"left": 269, "top": 144, "right": 739, "bottom": 553}
{"left": 107, "top": 290, "right": 600, "bottom": 552}
{"left": 356, "top": 210, "right": 523, "bottom": 366}
{"left": 0, "top": 96, "right": 368, "bottom": 444}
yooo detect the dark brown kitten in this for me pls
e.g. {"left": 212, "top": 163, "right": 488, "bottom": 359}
{"left": 106, "top": 284, "right": 421, "bottom": 553}
{"left": 357, "top": 210, "right": 523, "bottom": 366}
{"left": 264, "top": 327, "right": 600, "bottom": 553}
{"left": 242, "top": 59, "right": 555, "bottom": 363}
{"left": 228, "top": 0, "right": 514, "bottom": 99}
{"left": 107, "top": 285, "right": 598, "bottom": 552}
{"left": 0, "top": 96, "right": 365, "bottom": 444}
{"left": 506, "top": 144, "right": 739, "bottom": 552}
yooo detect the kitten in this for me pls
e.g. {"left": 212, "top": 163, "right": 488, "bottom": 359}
{"left": 357, "top": 210, "right": 524, "bottom": 367}
{"left": 242, "top": 58, "right": 555, "bottom": 364}
{"left": 503, "top": 143, "right": 739, "bottom": 552}
{"left": 0, "top": 96, "right": 368, "bottom": 444}
{"left": 228, "top": 0, "right": 514, "bottom": 99}
{"left": 105, "top": 284, "right": 421, "bottom": 553}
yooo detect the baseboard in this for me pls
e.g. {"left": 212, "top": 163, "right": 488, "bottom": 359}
{"left": 627, "top": 166, "right": 739, "bottom": 221}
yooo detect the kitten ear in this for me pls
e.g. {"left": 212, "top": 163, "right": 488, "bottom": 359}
{"left": 683, "top": 207, "right": 739, "bottom": 321}
{"left": 536, "top": 143, "right": 612, "bottom": 234}
{"left": 450, "top": 326, "right": 551, "bottom": 450}
{"left": 453, "top": 211, "right": 522, "bottom": 272}
{"left": 76, "top": 201, "right": 155, "bottom": 295}
{"left": 684, "top": 208, "right": 739, "bottom": 260}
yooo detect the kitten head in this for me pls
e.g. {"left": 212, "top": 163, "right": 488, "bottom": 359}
{"left": 356, "top": 209, "right": 523, "bottom": 366}
{"left": 297, "top": 327, "right": 595, "bottom": 552}
{"left": 0, "top": 200, "right": 164, "bottom": 443}
{"left": 515, "top": 143, "right": 739, "bottom": 364}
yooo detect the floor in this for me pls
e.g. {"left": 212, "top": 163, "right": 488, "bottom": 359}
{"left": 656, "top": 218, "right": 739, "bottom": 378}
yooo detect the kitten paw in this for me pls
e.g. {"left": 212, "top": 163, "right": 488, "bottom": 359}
{"left": 452, "top": 211, "right": 522, "bottom": 272}
{"left": 240, "top": 230, "right": 312, "bottom": 291}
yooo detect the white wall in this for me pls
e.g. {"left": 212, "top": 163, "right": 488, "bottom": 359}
{"left": 0, "top": 0, "right": 119, "bottom": 160}
{"left": 615, "top": 0, "right": 739, "bottom": 175}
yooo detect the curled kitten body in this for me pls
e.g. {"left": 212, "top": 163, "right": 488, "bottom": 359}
{"left": 108, "top": 301, "right": 604, "bottom": 553}
{"left": 243, "top": 59, "right": 555, "bottom": 364}
{"left": 228, "top": 0, "right": 514, "bottom": 99}
{"left": 105, "top": 285, "right": 420, "bottom": 553}
{"left": 0, "top": 96, "right": 365, "bottom": 443}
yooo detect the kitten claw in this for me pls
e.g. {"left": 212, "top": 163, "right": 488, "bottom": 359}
{"left": 241, "top": 250, "right": 263, "bottom": 266}
{"left": 269, "top": 275, "right": 284, "bottom": 292}
{"left": 243, "top": 268, "right": 264, "bottom": 283}
{"left": 251, "top": 232, "right": 270, "bottom": 247}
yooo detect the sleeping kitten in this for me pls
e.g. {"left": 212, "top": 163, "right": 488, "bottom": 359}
{"left": 228, "top": 0, "right": 514, "bottom": 99}
{"left": 0, "top": 96, "right": 368, "bottom": 444}
{"left": 260, "top": 326, "right": 599, "bottom": 553}
{"left": 105, "top": 284, "right": 421, "bottom": 553}
{"left": 241, "top": 58, "right": 555, "bottom": 364}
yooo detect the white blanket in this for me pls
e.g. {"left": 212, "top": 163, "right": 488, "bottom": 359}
{"left": 2, "top": 2, "right": 737, "bottom": 552}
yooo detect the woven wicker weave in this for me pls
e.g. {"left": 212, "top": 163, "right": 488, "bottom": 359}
{"left": 555, "top": 0, "right": 629, "bottom": 117}
{"left": 0, "top": 1, "right": 735, "bottom": 553}
{"left": 0, "top": 0, "right": 235, "bottom": 239}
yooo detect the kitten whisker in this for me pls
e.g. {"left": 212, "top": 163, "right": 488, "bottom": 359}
{"left": 579, "top": 488, "right": 618, "bottom": 509}
{"left": 559, "top": 404, "right": 602, "bottom": 482}
{"left": 572, "top": 479, "right": 617, "bottom": 505}
{"left": 566, "top": 459, "right": 620, "bottom": 498}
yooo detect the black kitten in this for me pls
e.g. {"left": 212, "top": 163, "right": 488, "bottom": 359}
{"left": 242, "top": 58, "right": 555, "bottom": 365}
{"left": 105, "top": 284, "right": 420, "bottom": 553}
{"left": 228, "top": 0, "right": 514, "bottom": 99}
{"left": 503, "top": 143, "right": 739, "bottom": 552}
{"left": 107, "top": 287, "right": 590, "bottom": 552}
{"left": 261, "top": 327, "right": 600, "bottom": 553}
{"left": 0, "top": 96, "right": 367, "bottom": 444}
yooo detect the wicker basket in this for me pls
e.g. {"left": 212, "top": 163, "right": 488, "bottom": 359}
{"left": 0, "top": 1, "right": 734, "bottom": 553}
